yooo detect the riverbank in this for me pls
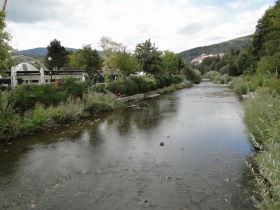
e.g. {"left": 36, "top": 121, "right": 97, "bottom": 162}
{"left": 230, "top": 76, "right": 280, "bottom": 209}
{"left": 0, "top": 81, "right": 191, "bottom": 142}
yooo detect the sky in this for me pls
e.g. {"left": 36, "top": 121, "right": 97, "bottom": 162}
{"left": 2, "top": 0, "right": 276, "bottom": 53}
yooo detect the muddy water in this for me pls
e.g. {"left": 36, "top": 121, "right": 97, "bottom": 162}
{"left": 0, "top": 82, "right": 255, "bottom": 210}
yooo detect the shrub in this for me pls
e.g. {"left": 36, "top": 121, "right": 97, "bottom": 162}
{"left": 265, "top": 78, "right": 280, "bottom": 95}
{"left": 60, "top": 78, "right": 88, "bottom": 98}
{"left": 83, "top": 91, "right": 123, "bottom": 113}
{"left": 184, "top": 66, "right": 202, "bottom": 84}
{"left": 130, "top": 75, "right": 157, "bottom": 93}
{"left": 257, "top": 54, "right": 280, "bottom": 75}
{"left": 22, "top": 99, "right": 84, "bottom": 134}
{"left": 0, "top": 91, "right": 21, "bottom": 139}
{"left": 231, "top": 77, "right": 249, "bottom": 95}
{"left": 204, "top": 71, "right": 221, "bottom": 80}
{"left": 10, "top": 78, "right": 87, "bottom": 112}
{"left": 11, "top": 84, "right": 65, "bottom": 111}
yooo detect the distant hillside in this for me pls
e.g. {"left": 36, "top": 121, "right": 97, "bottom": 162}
{"left": 179, "top": 35, "right": 253, "bottom": 62}
{"left": 19, "top": 47, "right": 79, "bottom": 57}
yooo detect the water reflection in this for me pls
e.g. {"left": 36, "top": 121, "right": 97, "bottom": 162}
{"left": 0, "top": 83, "right": 255, "bottom": 210}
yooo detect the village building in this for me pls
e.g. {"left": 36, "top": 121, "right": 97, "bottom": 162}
{"left": 191, "top": 53, "right": 225, "bottom": 65}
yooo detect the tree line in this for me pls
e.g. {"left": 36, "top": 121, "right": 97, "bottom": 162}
{"left": 45, "top": 38, "right": 188, "bottom": 81}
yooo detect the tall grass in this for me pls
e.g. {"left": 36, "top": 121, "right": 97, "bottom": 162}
{"left": 22, "top": 99, "right": 84, "bottom": 134}
{"left": 245, "top": 89, "right": 280, "bottom": 209}
{"left": 83, "top": 91, "right": 123, "bottom": 113}
{"left": 0, "top": 91, "right": 21, "bottom": 140}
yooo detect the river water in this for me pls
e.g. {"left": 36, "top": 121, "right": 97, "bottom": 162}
{"left": 0, "top": 82, "right": 255, "bottom": 210}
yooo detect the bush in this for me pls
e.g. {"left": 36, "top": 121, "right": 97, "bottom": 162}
{"left": 10, "top": 78, "right": 87, "bottom": 112}
{"left": 60, "top": 78, "right": 88, "bottom": 98}
{"left": 106, "top": 75, "right": 184, "bottom": 96}
{"left": 130, "top": 75, "right": 157, "bottom": 93}
{"left": 0, "top": 91, "right": 21, "bottom": 139}
{"left": 184, "top": 66, "right": 202, "bottom": 84}
{"left": 22, "top": 99, "right": 84, "bottom": 133}
{"left": 265, "top": 78, "right": 280, "bottom": 95}
{"left": 106, "top": 78, "right": 138, "bottom": 96}
{"left": 257, "top": 54, "right": 280, "bottom": 75}
{"left": 83, "top": 91, "right": 123, "bottom": 113}
{"left": 204, "top": 71, "right": 221, "bottom": 80}
{"left": 231, "top": 77, "right": 249, "bottom": 95}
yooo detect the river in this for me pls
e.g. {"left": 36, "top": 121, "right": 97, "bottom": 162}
{"left": 0, "top": 82, "right": 255, "bottom": 210}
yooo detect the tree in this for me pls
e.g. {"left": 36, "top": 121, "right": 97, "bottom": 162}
{"left": 99, "top": 37, "right": 125, "bottom": 69}
{"left": 46, "top": 39, "right": 68, "bottom": 70}
{"left": 162, "top": 51, "right": 179, "bottom": 75}
{"left": 0, "top": 12, "right": 14, "bottom": 76}
{"left": 111, "top": 52, "right": 140, "bottom": 76}
{"left": 135, "top": 39, "right": 163, "bottom": 75}
{"left": 178, "top": 56, "right": 186, "bottom": 73}
{"left": 69, "top": 45, "right": 103, "bottom": 81}
{"left": 252, "top": 2, "right": 280, "bottom": 59}
{"left": 257, "top": 54, "right": 280, "bottom": 75}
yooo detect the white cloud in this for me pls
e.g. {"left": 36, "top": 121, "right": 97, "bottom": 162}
{"left": 4, "top": 0, "right": 275, "bottom": 52}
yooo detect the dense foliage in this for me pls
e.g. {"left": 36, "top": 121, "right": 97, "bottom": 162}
{"left": 135, "top": 39, "right": 163, "bottom": 75}
{"left": 0, "top": 12, "right": 14, "bottom": 76}
{"left": 68, "top": 45, "right": 103, "bottom": 81}
{"left": 111, "top": 52, "right": 140, "bottom": 76}
{"left": 45, "top": 39, "right": 68, "bottom": 70}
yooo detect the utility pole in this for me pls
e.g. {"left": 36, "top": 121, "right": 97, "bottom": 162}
{"left": 2, "top": 0, "right": 7, "bottom": 12}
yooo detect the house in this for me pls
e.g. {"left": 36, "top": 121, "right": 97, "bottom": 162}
{"left": 6, "top": 63, "right": 87, "bottom": 86}
{"left": 191, "top": 53, "right": 225, "bottom": 65}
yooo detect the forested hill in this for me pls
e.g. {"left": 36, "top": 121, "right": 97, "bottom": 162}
{"left": 179, "top": 35, "right": 253, "bottom": 62}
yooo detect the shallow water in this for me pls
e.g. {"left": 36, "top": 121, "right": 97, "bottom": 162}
{"left": 0, "top": 82, "right": 255, "bottom": 210}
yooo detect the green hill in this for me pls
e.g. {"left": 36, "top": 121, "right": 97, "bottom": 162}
{"left": 179, "top": 35, "right": 253, "bottom": 62}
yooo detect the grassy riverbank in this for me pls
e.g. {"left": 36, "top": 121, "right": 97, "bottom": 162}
{"left": 197, "top": 2, "right": 280, "bottom": 207}
{"left": 0, "top": 75, "right": 193, "bottom": 141}
{"left": 229, "top": 62, "right": 280, "bottom": 209}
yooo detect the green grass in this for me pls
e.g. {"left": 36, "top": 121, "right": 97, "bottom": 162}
{"left": 244, "top": 89, "right": 280, "bottom": 209}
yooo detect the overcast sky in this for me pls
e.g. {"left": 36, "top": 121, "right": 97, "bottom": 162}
{"left": 3, "top": 0, "right": 275, "bottom": 52}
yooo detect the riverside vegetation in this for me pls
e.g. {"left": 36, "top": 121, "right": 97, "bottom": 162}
{"left": 197, "top": 1, "right": 280, "bottom": 208}
{"left": 0, "top": 73, "right": 199, "bottom": 141}
{"left": 0, "top": 10, "right": 202, "bottom": 141}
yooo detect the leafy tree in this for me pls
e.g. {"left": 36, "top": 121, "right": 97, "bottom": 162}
{"left": 135, "top": 39, "right": 163, "bottom": 75}
{"left": 69, "top": 45, "right": 103, "bottom": 81}
{"left": 45, "top": 39, "right": 68, "bottom": 70}
{"left": 178, "top": 56, "right": 186, "bottom": 72}
{"left": 0, "top": 12, "right": 14, "bottom": 76}
{"left": 257, "top": 54, "right": 280, "bottom": 76}
{"left": 99, "top": 37, "right": 125, "bottom": 69}
{"left": 183, "top": 65, "right": 202, "bottom": 84}
{"left": 252, "top": 2, "right": 280, "bottom": 59}
{"left": 162, "top": 51, "right": 179, "bottom": 75}
{"left": 111, "top": 52, "right": 140, "bottom": 76}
